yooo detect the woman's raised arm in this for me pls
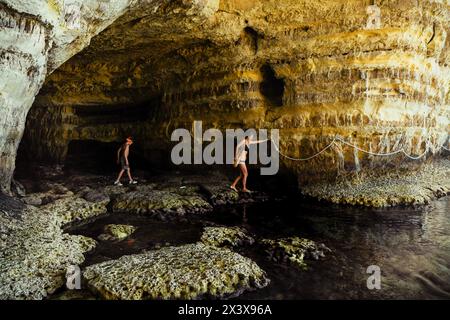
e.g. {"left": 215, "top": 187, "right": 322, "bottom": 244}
{"left": 249, "top": 139, "right": 269, "bottom": 145}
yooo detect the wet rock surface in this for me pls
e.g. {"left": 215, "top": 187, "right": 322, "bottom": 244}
{"left": 50, "top": 289, "right": 97, "bottom": 301}
{"left": 83, "top": 243, "right": 270, "bottom": 300}
{"left": 110, "top": 186, "right": 213, "bottom": 218}
{"left": 201, "top": 226, "right": 255, "bottom": 248}
{"left": 41, "top": 196, "right": 108, "bottom": 226}
{"left": 0, "top": 194, "right": 97, "bottom": 299}
{"left": 0, "top": 169, "right": 277, "bottom": 299}
{"left": 82, "top": 190, "right": 110, "bottom": 204}
{"left": 6, "top": 164, "right": 446, "bottom": 300}
{"left": 98, "top": 224, "right": 136, "bottom": 242}
{"left": 261, "top": 237, "right": 331, "bottom": 270}
{"left": 181, "top": 174, "right": 240, "bottom": 206}
{"left": 0, "top": 192, "right": 25, "bottom": 218}
{"left": 65, "top": 195, "right": 450, "bottom": 300}
{"left": 303, "top": 158, "right": 450, "bottom": 207}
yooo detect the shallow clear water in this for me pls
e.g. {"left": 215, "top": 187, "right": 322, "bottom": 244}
{"left": 69, "top": 196, "right": 450, "bottom": 300}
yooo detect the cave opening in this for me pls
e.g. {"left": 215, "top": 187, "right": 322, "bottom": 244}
{"left": 72, "top": 101, "right": 154, "bottom": 124}
{"left": 259, "top": 64, "right": 285, "bottom": 107}
{"left": 64, "top": 140, "right": 151, "bottom": 175}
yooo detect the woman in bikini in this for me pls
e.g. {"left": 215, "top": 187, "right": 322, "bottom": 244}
{"left": 230, "top": 134, "right": 268, "bottom": 193}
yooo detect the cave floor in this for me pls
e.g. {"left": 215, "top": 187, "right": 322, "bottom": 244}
{"left": 2, "top": 165, "right": 450, "bottom": 300}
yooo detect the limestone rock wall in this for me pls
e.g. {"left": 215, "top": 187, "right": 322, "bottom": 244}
{"left": 0, "top": 2, "right": 50, "bottom": 193}
{"left": 0, "top": 0, "right": 136, "bottom": 192}
{"left": 3, "top": 1, "right": 450, "bottom": 189}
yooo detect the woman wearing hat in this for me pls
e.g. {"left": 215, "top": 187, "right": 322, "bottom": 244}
{"left": 114, "top": 137, "right": 138, "bottom": 186}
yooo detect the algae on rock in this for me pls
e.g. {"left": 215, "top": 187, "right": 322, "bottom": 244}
{"left": 0, "top": 195, "right": 98, "bottom": 299}
{"left": 111, "top": 188, "right": 213, "bottom": 217}
{"left": 83, "top": 243, "right": 269, "bottom": 300}
{"left": 201, "top": 226, "right": 255, "bottom": 248}
{"left": 261, "top": 237, "right": 331, "bottom": 270}
{"left": 98, "top": 224, "right": 137, "bottom": 241}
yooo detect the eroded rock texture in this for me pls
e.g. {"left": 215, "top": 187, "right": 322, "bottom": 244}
{"left": 0, "top": 0, "right": 132, "bottom": 193}
{"left": 83, "top": 243, "right": 269, "bottom": 300}
{"left": 2, "top": 1, "right": 449, "bottom": 196}
{"left": 0, "top": 193, "right": 104, "bottom": 299}
{"left": 261, "top": 237, "right": 331, "bottom": 270}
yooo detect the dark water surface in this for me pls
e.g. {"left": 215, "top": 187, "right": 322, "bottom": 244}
{"left": 69, "top": 196, "right": 450, "bottom": 300}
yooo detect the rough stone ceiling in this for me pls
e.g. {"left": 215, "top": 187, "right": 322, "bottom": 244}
{"left": 37, "top": 0, "right": 450, "bottom": 107}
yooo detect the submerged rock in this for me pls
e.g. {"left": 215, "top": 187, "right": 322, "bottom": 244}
{"left": 201, "top": 226, "right": 255, "bottom": 248}
{"left": 0, "top": 0, "right": 448, "bottom": 209}
{"left": 98, "top": 224, "right": 136, "bottom": 241}
{"left": 50, "top": 289, "right": 97, "bottom": 300}
{"left": 261, "top": 237, "right": 331, "bottom": 270}
{"left": 83, "top": 243, "right": 269, "bottom": 300}
{"left": 192, "top": 177, "right": 239, "bottom": 205}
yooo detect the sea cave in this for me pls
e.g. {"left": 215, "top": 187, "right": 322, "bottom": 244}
{"left": 0, "top": 0, "right": 449, "bottom": 301}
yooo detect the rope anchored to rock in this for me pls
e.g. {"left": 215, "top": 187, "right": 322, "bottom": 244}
{"left": 271, "top": 135, "right": 450, "bottom": 162}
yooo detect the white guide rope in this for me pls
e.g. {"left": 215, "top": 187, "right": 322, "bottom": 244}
{"left": 271, "top": 136, "right": 450, "bottom": 162}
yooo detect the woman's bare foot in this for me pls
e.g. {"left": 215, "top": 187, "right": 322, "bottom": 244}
{"left": 230, "top": 186, "right": 238, "bottom": 192}
{"left": 242, "top": 189, "right": 252, "bottom": 193}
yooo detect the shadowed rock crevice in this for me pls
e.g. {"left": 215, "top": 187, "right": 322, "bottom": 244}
{"left": 243, "top": 26, "right": 260, "bottom": 54}
{"left": 0, "top": 192, "right": 25, "bottom": 218}
{"left": 72, "top": 101, "right": 156, "bottom": 124}
{"left": 259, "top": 64, "right": 285, "bottom": 107}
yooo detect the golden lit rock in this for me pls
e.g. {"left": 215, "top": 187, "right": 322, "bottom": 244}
{"left": 1, "top": 1, "right": 449, "bottom": 204}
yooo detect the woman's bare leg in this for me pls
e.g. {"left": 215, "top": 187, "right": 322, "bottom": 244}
{"left": 231, "top": 172, "right": 242, "bottom": 189}
{"left": 115, "top": 169, "right": 125, "bottom": 182}
{"left": 126, "top": 168, "right": 133, "bottom": 181}
{"left": 241, "top": 164, "right": 250, "bottom": 192}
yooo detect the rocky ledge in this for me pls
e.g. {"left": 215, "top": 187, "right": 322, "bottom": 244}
{"left": 302, "top": 158, "right": 450, "bottom": 208}
{"left": 109, "top": 185, "right": 213, "bottom": 218}
{"left": 17, "top": 169, "right": 266, "bottom": 219}
{"left": 83, "top": 243, "right": 269, "bottom": 300}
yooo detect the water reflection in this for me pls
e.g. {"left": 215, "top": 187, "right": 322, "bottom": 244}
{"left": 70, "top": 196, "right": 450, "bottom": 300}
{"left": 232, "top": 196, "right": 450, "bottom": 299}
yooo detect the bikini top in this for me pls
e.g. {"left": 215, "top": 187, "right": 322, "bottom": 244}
{"left": 236, "top": 142, "right": 249, "bottom": 159}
